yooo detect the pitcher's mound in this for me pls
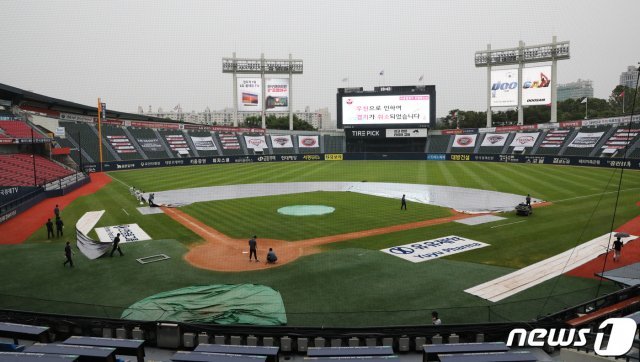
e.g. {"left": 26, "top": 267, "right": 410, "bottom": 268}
{"left": 277, "top": 205, "right": 335, "bottom": 216}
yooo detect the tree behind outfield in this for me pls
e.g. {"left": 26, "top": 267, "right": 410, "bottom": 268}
{"left": 243, "top": 114, "right": 316, "bottom": 130}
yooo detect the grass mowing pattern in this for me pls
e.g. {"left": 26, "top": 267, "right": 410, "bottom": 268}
{"left": 181, "top": 191, "right": 452, "bottom": 240}
{"left": 4, "top": 160, "right": 638, "bottom": 326}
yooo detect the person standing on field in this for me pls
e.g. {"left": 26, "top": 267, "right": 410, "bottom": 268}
{"left": 249, "top": 235, "right": 258, "bottom": 262}
{"left": 63, "top": 241, "right": 74, "bottom": 267}
{"left": 401, "top": 194, "right": 407, "bottom": 210}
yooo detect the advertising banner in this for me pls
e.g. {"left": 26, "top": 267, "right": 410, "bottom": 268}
{"left": 191, "top": 136, "right": 217, "bottom": 151}
{"left": 480, "top": 133, "right": 508, "bottom": 147}
{"left": 381, "top": 235, "right": 489, "bottom": 263}
{"left": 219, "top": 133, "right": 240, "bottom": 150}
{"left": 237, "top": 78, "right": 262, "bottom": 111}
{"left": 341, "top": 95, "right": 430, "bottom": 125}
{"left": 270, "top": 135, "right": 293, "bottom": 148}
{"left": 452, "top": 134, "right": 477, "bottom": 148}
{"left": 137, "top": 138, "right": 163, "bottom": 151}
{"left": 298, "top": 135, "right": 319, "bottom": 148}
{"left": 244, "top": 135, "right": 267, "bottom": 150}
{"left": 490, "top": 68, "right": 518, "bottom": 107}
{"left": 265, "top": 78, "right": 289, "bottom": 112}
{"left": 522, "top": 66, "right": 551, "bottom": 105}
{"left": 95, "top": 224, "right": 151, "bottom": 243}
{"left": 568, "top": 132, "right": 604, "bottom": 148}
{"left": 510, "top": 132, "right": 539, "bottom": 147}
{"left": 386, "top": 128, "right": 428, "bottom": 138}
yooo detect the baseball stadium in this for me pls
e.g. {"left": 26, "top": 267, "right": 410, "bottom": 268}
{"left": 1, "top": 2, "right": 640, "bottom": 361}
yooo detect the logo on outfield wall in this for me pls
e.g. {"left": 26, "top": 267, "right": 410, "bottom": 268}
{"left": 324, "top": 154, "right": 343, "bottom": 161}
{"left": 381, "top": 235, "right": 489, "bottom": 262}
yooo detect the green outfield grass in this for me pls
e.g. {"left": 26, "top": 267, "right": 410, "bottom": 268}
{"left": 6, "top": 160, "right": 640, "bottom": 326}
{"left": 181, "top": 191, "right": 452, "bottom": 240}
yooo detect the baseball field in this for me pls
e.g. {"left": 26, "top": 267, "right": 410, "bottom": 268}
{"left": 1, "top": 160, "right": 639, "bottom": 327}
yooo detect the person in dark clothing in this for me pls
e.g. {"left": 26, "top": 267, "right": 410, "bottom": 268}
{"left": 401, "top": 194, "right": 407, "bottom": 210}
{"left": 431, "top": 311, "right": 442, "bottom": 325}
{"left": 54, "top": 204, "right": 60, "bottom": 219}
{"left": 46, "top": 218, "right": 54, "bottom": 239}
{"left": 526, "top": 194, "right": 531, "bottom": 206}
{"left": 63, "top": 241, "right": 74, "bottom": 267}
{"left": 613, "top": 236, "right": 623, "bottom": 262}
{"left": 249, "top": 235, "right": 258, "bottom": 262}
{"left": 266, "top": 248, "right": 277, "bottom": 264}
{"left": 110, "top": 233, "right": 124, "bottom": 257}
{"left": 55, "top": 217, "right": 64, "bottom": 237}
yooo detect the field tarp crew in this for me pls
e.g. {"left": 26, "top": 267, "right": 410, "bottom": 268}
{"left": 63, "top": 241, "right": 74, "bottom": 268}
{"left": 110, "top": 233, "right": 124, "bottom": 257}
{"left": 249, "top": 235, "right": 258, "bottom": 262}
{"left": 266, "top": 248, "right": 277, "bottom": 264}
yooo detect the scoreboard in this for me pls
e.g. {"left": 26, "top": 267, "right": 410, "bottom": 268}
{"left": 337, "top": 85, "right": 436, "bottom": 129}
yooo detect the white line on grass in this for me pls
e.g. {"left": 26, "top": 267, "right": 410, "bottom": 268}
{"left": 122, "top": 208, "right": 129, "bottom": 216}
{"left": 551, "top": 187, "right": 640, "bottom": 203}
{"left": 491, "top": 220, "right": 526, "bottom": 228}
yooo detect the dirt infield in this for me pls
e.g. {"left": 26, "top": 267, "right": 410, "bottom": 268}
{"left": 0, "top": 173, "right": 112, "bottom": 245}
{"left": 163, "top": 207, "right": 476, "bottom": 272}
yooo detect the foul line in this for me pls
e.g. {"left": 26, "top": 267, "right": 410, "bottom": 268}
{"left": 552, "top": 187, "right": 640, "bottom": 203}
{"left": 490, "top": 220, "right": 526, "bottom": 229}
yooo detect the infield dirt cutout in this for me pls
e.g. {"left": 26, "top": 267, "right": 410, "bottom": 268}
{"left": 162, "top": 207, "right": 476, "bottom": 272}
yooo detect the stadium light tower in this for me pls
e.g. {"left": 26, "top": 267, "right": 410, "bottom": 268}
{"left": 222, "top": 53, "right": 303, "bottom": 130}
{"left": 475, "top": 36, "right": 570, "bottom": 127}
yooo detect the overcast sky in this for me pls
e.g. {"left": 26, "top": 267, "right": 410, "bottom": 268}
{"left": 1, "top": 0, "right": 639, "bottom": 119}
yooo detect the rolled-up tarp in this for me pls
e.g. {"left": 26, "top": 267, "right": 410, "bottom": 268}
{"left": 75, "top": 210, "right": 112, "bottom": 260}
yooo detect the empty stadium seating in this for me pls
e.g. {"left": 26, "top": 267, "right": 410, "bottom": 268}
{"left": 61, "top": 121, "right": 117, "bottom": 162}
{"left": 563, "top": 125, "right": 612, "bottom": 157}
{"left": 0, "top": 154, "right": 73, "bottom": 186}
{"left": 186, "top": 130, "right": 219, "bottom": 156}
{"left": 158, "top": 130, "right": 193, "bottom": 158}
{"left": 101, "top": 124, "right": 144, "bottom": 161}
{"left": 128, "top": 127, "right": 171, "bottom": 159}
{"left": 427, "top": 135, "right": 451, "bottom": 153}
{"left": 0, "top": 120, "right": 45, "bottom": 139}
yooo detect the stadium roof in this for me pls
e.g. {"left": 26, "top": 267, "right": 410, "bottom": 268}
{"left": 0, "top": 82, "right": 183, "bottom": 124}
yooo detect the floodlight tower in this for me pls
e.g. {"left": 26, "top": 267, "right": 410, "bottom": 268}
{"left": 222, "top": 53, "right": 303, "bottom": 130}
{"left": 475, "top": 36, "right": 570, "bottom": 127}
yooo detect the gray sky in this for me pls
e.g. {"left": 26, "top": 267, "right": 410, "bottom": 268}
{"left": 1, "top": 0, "right": 639, "bottom": 119}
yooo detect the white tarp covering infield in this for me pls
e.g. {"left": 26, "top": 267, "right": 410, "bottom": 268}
{"left": 465, "top": 232, "right": 637, "bottom": 302}
{"left": 146, "top": 182, "right": 540, "bottom": 214}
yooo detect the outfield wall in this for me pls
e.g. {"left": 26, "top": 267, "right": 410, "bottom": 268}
{"left": 82, "top": 152, "right": 640, "bottom": 173}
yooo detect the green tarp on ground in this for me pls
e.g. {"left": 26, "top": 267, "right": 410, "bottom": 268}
{"left": 121, "top": 284, "right": 287, "bottom": 325}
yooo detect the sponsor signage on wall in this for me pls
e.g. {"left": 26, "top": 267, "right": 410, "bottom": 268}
{"left": 191, "top": 136, "right": 217, "bottom": 151}
{"left": 137, "top": 138, "right": 163, "bottom": 151}
{"left": 452, "top": 134, "right": 477, "bottom": 148}
{"left": 568, "top": 132, "right": 604, "bottom": 148}
{"left": 270, "top": 135, "right": 293, "bottom": 148}
{"left": 381, "top": 235, "right": 489, "bottom": 263}
{"left": 347, "top": 129, "right": 384, "bottom": 138}
{"left": 510, "top": 132, "right": 539, "bottom": 147}
{"left": 522, "top": 66, "right": 551, "bottom": 105}
{"left": 490, "top": 69, "right": 518, "bottom": 107}
{"left": 480, "top": 133, "right": 508, "bottom": 147}
{"left": 244, "top": 135, "right": 268, "bottom": 150}
{"left": 298, "top": 135, "right": 319, "bottom": 148}
{"left": 385, "top": 128, "right": 428, "bottom": 138}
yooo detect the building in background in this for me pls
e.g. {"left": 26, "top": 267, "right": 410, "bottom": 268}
{"left": 619, "top": 65, "right": 639, "bottom": 89}
{"left": 139, "top": 106, "right": 330, "bottom": 129}
{"left": 557, "top": 79, "right": 594, "bottom": 101}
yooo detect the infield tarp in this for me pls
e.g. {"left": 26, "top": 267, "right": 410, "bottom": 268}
{"left": 596, "top": 262, "right": 640, "bottom": 287}
{"left": 121, "top": 284, "right": 287, "bottom": 325}
{"left": 75, "top": 210, "right": 113, "bottom": 260}
{"left": 148, "top": 182, "right": 539, "bottom": 214}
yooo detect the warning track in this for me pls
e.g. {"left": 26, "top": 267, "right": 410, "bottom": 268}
{"left": 163, "top": 207, "right": 476, "bottom": 272}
